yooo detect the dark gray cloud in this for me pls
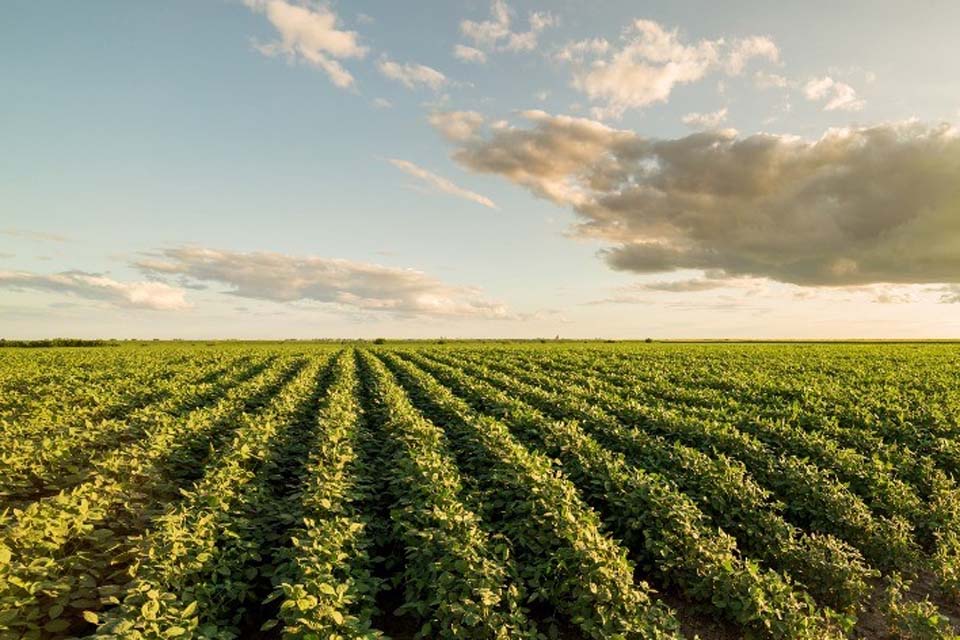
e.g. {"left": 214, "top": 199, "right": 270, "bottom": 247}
{"left": 136, "top": 247, "right": 509, "bottom": 318}
{"left": 443, "top": 110, "right": 960, "bottom": 287}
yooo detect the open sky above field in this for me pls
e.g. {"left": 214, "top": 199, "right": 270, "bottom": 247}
{"left": 2, "top": 0, "right": 960, "bottom": 339}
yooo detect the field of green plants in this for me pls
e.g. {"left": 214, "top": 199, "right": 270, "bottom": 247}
{"left": 2, "top": 342, "right": 960, "bottom": 640}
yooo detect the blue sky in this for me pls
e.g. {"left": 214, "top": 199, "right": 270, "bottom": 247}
{"left": 2, "top": 0, "right": 959, "bottom": 338}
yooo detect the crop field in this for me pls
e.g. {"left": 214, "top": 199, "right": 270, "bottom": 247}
{"left": 3, "top": 342, "right": 960, "bottom": 640}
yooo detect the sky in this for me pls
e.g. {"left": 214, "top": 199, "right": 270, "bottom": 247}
{"left": 2, "top": 0, "right": 960, "bottom": 339}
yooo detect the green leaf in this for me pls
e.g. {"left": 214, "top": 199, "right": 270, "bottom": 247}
{"left": 44, "top": 619, "right": 70, "bottom": 633}
{"left": 181, "top": 601, "right": 198, "bottom": 618}
{"left": 142, "top": 600, "right": 160, "bottom": 621}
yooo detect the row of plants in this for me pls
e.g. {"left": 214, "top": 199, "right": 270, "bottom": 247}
{"left": 626, "top": 346, "right": 960, "bottom": 461}
{"left": 434, "top": 345, "right": 960, "bottom": 633}
{"left": 416, "top": 350, "right": 875, "bottom": 615}
{"left": 0, "top": 355, "right": 306, "bottom": 639}
{"left": 0, "top": 354, "right": 262, "bottom": 505}
{"left": 395, "top": 352, "right": 848, "bottom": 639}
{"left": 498, "top": 348, "right": 960, "bottom": 596}
{"left": 789, "top": 419, "right": 960, "bottom": 597}
{"left": 93, "top": 354, "right": 332, "bottom": 639}
{"left": 0, "top": 350, "right": 197, "bottom": 435}
{"left": 613, "top": 366, "right": 960, "bottom": 590}
{"left": 506, "top": 347, "right": 960, "bottom": 492}
{"left": 532, "top": 351, "right": 928, "bottom": 525}
{"left": 455, "top": 348, "right": 918, "bottom": 574}
{"left": 358, "top": 351, "right": 538, "bottom": 639}
{"left": 5, "top": 342, "right": 960, "bottom": 639}
{"left": 373, "top": 352, "right": 686, "bottom": 640}
{"left": 264, "top": 350, "right": 384, "bottom": 639}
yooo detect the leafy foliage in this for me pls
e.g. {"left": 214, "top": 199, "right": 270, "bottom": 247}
{"left": 3, "top": 341, "right": 960, "bottom": 639}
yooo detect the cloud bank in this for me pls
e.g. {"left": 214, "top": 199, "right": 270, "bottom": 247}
{"left": 0, "top": 271, "right": 189, "bottom": 310}
{"left": 137, "top": 248, "right": 508, "bottom": 317}
{"left": 440, "top": 110, "right": 960, "bottom": 286}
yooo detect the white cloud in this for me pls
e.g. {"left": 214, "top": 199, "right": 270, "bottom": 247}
{"left": 388, "top": 158, "right": 497, "bottom": 209}
{"left": 377, "top": 57, "right": 447, "bottom": 91}
{"left": 681, "top": 107, "right": 728, "bottom": 129}
{"left": 371, "top": 97, "right": 392, "bottom": 109}
{"left": 446, "top": 111, "right": 960, "bottom": 287}
{"left": 725, "top": 36, "right": 779, "bottom": 75}
{"left": 428, "top": 110, "right": 486, "bottom": 142}
{"left": 565, "top": 20, "right": 721, "bottom": 118}
{"left": 805, "top": 76, "right": 840, "bottom": 101}
{"left": 0, "top": 270, "right": 189, "bottom": 310}
{"left": 804, "top": 76, "right": 865, "bottom": 111}
{"left": 754, "top": 70, "right": 789, "bottom": 89}
{"left": 245, "top": 0, "right": 367, "bottom": 88}
{"left": 559, "top": 21, "right": 781, "bottom": 119}
{"left": 459, "top": 0, "right": 557, "bottom": 54}
{"left": 554, "top": 38, "right": 610, "bottom": 63}
{"left": 137, "top": 248, "right": 508, "bottom": 318}
{"left": 453, "top": 44, "right": 487, "bottom": 64}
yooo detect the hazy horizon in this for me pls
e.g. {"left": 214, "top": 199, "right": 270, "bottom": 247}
{"left": 3, "top": 1, "right": 959, "bottom": 339}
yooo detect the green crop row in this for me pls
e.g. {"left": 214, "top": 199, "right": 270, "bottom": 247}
{"left": 0, "top": 355, "right": 263, "bottom": 505}
{"left": 358, "top": 351, "right": 537, "bottom": 639}
{"left": 416, "top": 350, "right": 875, "bottom": 616}
{"left": 93, "top": 354, "right": 330, "bottom": 639}
{"left": 375, "top": 352, "right": 684, "bottom": 640}
{"left": 4, "top": 342, "right": 960, "bottom": 639}
{"left": 490, "top": 348, "right": 960, "bottom": 594}
{"left": 394, "top": 352, "right": 848, "bottom": 639}
{"left": 452, "top": 348, "right": 918, "bottom": 572}
{"left": 0, "top": 355, "right": 306, "bottom": 639}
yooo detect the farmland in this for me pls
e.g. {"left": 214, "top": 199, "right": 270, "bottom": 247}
{"left": 2, "top": 342, "right": 960, "bottom": 639}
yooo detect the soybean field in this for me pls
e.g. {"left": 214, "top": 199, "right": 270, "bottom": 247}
{"left": 3, "top": 342, "right": 960, "bottom": 640}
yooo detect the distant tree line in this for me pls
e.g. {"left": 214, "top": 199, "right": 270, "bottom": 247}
{"left": 0, "top": 338, "right": 118, "bottom": 348}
